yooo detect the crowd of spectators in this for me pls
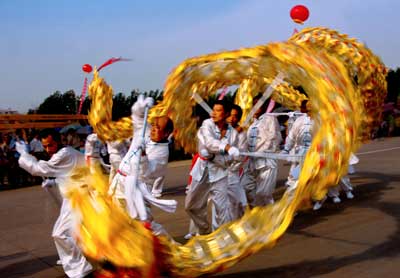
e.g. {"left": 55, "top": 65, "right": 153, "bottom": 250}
{"left": 0, "top": 128, "right": 88, "bottom": 188}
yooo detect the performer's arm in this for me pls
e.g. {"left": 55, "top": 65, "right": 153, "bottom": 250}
{"left": 18, "top": 148, "right": 69, "bottom": 177}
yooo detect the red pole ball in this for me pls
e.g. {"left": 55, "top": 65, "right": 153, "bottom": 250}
{"left": 290, "top": 5, "right": 310, "bottom": 24}
{"left": 82, "top": 64, "right": 93, "bottom": 73}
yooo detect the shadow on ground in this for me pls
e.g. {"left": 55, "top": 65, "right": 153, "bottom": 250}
{"left": 216, "top": 172, "right": 400, "bottom": 278}
{"left": 1, "top": 172, "right": 398, "bottom": 278}
{"left": 0, "top": 254, "right": 64, "bottom": 278}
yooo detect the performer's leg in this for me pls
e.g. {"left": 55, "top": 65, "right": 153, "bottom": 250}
{"left": 227, "top": 173, "right": 246, "bottom": 220}
{"left": 241, "top": 168, "right": 257, "bottom": 208}
{"left": 184, "top": 219, "right": 199, "bottom": 239}
{"left": 255, "top": 166, "right": 278, "bottom": 206}
{"left": 52, "top": 199, "right": 93, "bottom": 278}
{"left": 340, "top": 175, "right": 354, "bottom": 199}
{"left": 327, "top": 187, "right": 341, "bottom": 203}
{"left": 151, "top": 176, "right": 165, "bottom": 197}
{"left": 210, "top": 176, "right": 232, "bottom": 230}
{"left": 185, "top": 172, "right": 210, "bottom": 234}
{"left": 108, "top": 157, "right": 121, "bottom": 185}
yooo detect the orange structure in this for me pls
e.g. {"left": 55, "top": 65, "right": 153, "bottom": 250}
{"left": 0, "top": 114, "right": 88, "bottom": 131}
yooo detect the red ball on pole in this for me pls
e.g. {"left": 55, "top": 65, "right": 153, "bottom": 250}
{"left": 290, "top": 5, "right": 310, "bottom": 24}
{"left": 82, "top": 64, "right": 93, "bottom": 73}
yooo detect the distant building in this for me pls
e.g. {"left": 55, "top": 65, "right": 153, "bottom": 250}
{"left": 0, "top": 108, "right": 18, "bottom": 114}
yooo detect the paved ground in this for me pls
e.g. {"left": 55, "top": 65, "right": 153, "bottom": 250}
{"left": 1, "top": 137, "right": 399, "bottom": 278}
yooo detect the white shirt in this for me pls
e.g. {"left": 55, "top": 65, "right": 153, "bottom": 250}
{"left": 247, "top": 114, "right": 282, "bottom": 169}
{"left": 107, "top": 140, "right": 128, "bottom": 156}
{"left": 191, "top": 119, "right": 239, "bottom": 183}
{"left": 107, "top": 140, "right": 129, "bottom": 163}
{"left": 30, "top": 138, "right": 44, "bottom": 153}
{"left": 85, "top": 133, "right": 105, "bottom": 158}
{"left": 18, "top": 146, "right": 86, "bottom": 196}
{"left": 284, "top": 115, "right": 314, "bottom": 156}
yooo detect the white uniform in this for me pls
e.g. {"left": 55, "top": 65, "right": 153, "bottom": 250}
{"left": 108, "top": 100, "right": 177, "bottom": 223}
{"left": 283, "top": 115, "right": 314, "bottom": 187}
{"left": 107, "top": 140, "right": 128, "bottom": 183}
{"left": 286, "top": 111, "right": 301, "bottom": 135}
{"left": 227, "top": 130, "right": 247, "bottom": 220}
{"left": 84, "top": 133, "right": 106, "bottom": 173}
{"left": 240, "top": 114, "right": 282, "bottom": 207}
{"left": 18, "top": 147, "right": 93, "bottom": 278}
{"left": 185, "top": 119, "right": 239, "bottom": 234}
{"left": 29, "top": 137, "right": 44, "bottom": 153}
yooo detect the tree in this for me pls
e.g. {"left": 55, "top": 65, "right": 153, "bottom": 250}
{"left": 112, "top": 92, "right": 131, "bottom": 120}
{"left": 386, "top": 68, "right": 400, "bottom": 103}
{"left": 37, "top": 90, "right": 78, "bottom": 114}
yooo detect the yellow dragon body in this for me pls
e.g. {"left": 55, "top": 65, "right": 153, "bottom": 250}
{"left": 69, "top": 27, "right": 386, "bottom": 277}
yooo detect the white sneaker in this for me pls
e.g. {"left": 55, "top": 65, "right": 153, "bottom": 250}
{"left": 313, "top": 197, "right": 327, "bottom": 211}
{"left": 184, "top": 233, "right": 194, "bottom": 240}
{"left": 346, "top": 191, "right": 354, "bottom": 199}
{"left": 152, "top": 192, "right": 162, "bottom": 198}
{"left": 332, "top": 197, "right": 341, "bottom": 204}
{"left": 313, "top": 202, "right": 323, "bottom": 211}
{"left": 56, "top": 259, "right": 62, "bottom": 265}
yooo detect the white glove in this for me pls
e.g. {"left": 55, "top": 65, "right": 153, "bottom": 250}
{"left": 137, "top": 94, "right": 154, "bottom": 109}
{"left": 16, "top": 141, "right": 28, "bottom": 155}
{"left": 143, "top": 97, "right": 154, "bottom": 108}
{"left": 227, "top": 146, "right": 240, "bottom": 159}
{"left": 42, "top": 179, "right": 56, "bottom": 188}
{"left": 132, "top": 95, "right": 154, "bottom": 116}
{"left": 288, "top": 112, "right": 295, "bottom": 118}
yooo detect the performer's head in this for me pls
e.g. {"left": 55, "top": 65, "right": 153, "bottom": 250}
{"left": 40, "top": 129, "right": 61, "bottom": 157}
{"left": 300, "top": 100, "right": 309, "bottom": 113}
{"left": 227, "top": 104, "right": 243, "bottom": 128}
{"left": 253, "top": 93, "right": 270, "bottom": 119}
{"left": 150, "top": 116, "right": 174, "bottom": 143}
{"left": 211, "top": 100, "right": 231, "bottom": 125}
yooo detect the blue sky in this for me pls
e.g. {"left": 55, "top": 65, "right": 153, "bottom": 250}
{"left": 1, "top": 0, "right": 399, "bottom": 112}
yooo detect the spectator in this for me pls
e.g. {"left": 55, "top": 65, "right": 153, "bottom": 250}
{"left": 0, "top": 134, "right": 9, "bottom": 186}
{"left": 66, "top": 128, "right": 80, "bottom": 150}
{"left": 30, "top": 131, "right": 45, "bottom": 160}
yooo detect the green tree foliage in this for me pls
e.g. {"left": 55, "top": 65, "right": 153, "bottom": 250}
{"left": 37, "top": 90, "right": 78, "bottom": 114}
{"left": 112, "top": 92, "right": 131, "bottom": 120}
{"left": 386, "top": 68, "right": 400, "bottom": 103}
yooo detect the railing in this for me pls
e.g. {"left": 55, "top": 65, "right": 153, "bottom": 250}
{"left": 0, "top": 114, "right": 88, "bottom": 130}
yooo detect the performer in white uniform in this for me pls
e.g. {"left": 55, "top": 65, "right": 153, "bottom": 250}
{"left": 107, "top": 139, "right": 129, "bottom": 184}
{"left": 16, "top": 130, "right": 93, "bottom": 278}
{"left": 313, "top": 153, "right": 358, "bottom": 210}
{"left": 108, "top": 95, "right": 176, "bottom": 232}
{"left": 281, "top": 100, "right": 313, "bottom": 189}
{"left": 226, "top": 104, "right": 248, "bottom": 220}
{"left": 240, "top": 95, "right": 282, "bottom": 207}
{"left": 84, "top": 132, "right": 107, "bottom": 174}
{"left": 185, "top": 100, "right": 240, "bottom": 234}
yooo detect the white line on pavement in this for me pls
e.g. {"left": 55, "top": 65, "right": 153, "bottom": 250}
{"left": 357, "top": 146, "right": 400, "bottom": 155}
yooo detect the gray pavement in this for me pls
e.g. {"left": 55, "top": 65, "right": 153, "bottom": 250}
{"left": 1, "top": 137, "right": 400, "bottom": 277}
